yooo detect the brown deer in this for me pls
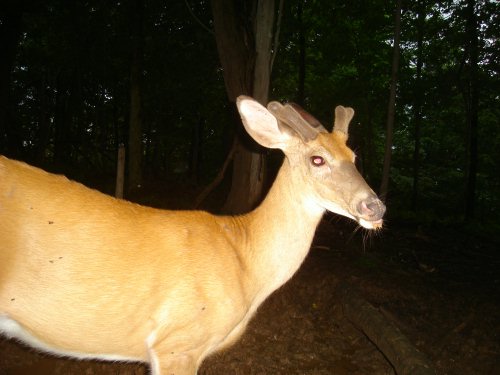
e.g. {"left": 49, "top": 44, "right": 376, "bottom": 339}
{"left": 0, "top": 96, "right": 385, "bottom": 374}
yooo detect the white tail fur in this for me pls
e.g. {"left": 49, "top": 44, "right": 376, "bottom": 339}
{"left": 0, "top": 96, "right": 385, "bottom": 374}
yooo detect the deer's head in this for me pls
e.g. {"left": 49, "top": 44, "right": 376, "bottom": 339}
{"left": 237, "top": 96, "right": 385, "bottom": 229}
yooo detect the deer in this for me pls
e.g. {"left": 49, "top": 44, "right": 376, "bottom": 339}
{"left": 0, "top": 96, "right": 385, "bottom": 375}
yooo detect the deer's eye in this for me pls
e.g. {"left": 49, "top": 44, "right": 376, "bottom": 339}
{"left": 310, "top": 156, "right": 325, "bottom": 167}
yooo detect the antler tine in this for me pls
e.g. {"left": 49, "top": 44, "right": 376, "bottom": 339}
{"left": 267, "top": 101, "right": 325, "bottom": 142}
{"left": 333, "top": 105, "right": 355, "bottom": 135}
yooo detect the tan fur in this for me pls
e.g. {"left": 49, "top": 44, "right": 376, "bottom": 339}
{"left": 0, "top": 97, "right": 384, "bottom": 374}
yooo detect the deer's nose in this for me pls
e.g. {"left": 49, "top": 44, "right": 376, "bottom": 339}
{"left": 357, "top": 196, "right": 386, "bottom": 221}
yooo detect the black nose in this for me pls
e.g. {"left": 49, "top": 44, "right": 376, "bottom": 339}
{"left": 357, "top": 197, "right": 386, "bottom": 220}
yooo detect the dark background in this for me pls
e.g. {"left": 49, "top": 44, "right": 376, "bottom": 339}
{"left": 0, "top": 1, "right": 499, "bottom": 374}
{"left": 1, "top": 0, "right": 498, "bottom": 225}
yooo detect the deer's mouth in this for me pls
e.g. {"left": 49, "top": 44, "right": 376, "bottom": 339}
{"left": 356, "top": 197, "right": 386, "bottom": 229}
{"left": 358, "top": 217, "right": 384, "bottom": 230}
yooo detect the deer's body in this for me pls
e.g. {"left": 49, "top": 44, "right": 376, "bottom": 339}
{"left": 0, "top": 154, "right": 317, "bottom": 368}
{"left": 0, "top": 97, "right": 385, "bottom": 374}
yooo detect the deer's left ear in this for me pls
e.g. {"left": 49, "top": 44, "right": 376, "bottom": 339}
{"left": 237, "top": 96, "right": 293, "bottom": 150}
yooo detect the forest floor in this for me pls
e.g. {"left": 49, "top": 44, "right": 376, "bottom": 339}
{"left": 1, "top": 195, "right": 499, "bottom": 374}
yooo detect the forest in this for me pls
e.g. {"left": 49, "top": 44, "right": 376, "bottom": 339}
{"left": 1, "top": 0, "right": 498, "bottom": 223}
{"left": 0, "top": 0, "right": 499, "bottom": 374}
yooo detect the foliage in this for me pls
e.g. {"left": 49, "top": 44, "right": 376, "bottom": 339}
{"left": 1, "top": 0, "right": 498, "bottom": 225}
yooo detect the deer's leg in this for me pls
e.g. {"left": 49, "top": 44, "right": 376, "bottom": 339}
{"left": 147, "top": 341, "right": 199, "bottom": 375}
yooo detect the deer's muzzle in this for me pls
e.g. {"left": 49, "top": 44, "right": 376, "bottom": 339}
{"left": 356, "top": 196, "right": 386, "bottom": 229}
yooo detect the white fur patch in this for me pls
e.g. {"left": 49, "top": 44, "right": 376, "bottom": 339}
{"left": 0, "top": 314, "right": 140, "bottom": 362}
{"left": 146, "top": 331, "right": 161, "bottom": 375}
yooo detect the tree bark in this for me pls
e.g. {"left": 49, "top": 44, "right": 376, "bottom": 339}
{"left": 252, "top": 0, "right": 275, "bottom": 104}
{"left": 53, "top": 71, "right": 70, "bottom": 168}
{"left": 379, "top": 0, "right": 402, "bottom": 200}
{"left": 222, "top": 107, "right": 266, "bottom": 214}
{"left": 212, "top": 0, "right": 277, "bottom": 214}
{"left": 296, "top": 0, "right": 306, "bottom": 106}
{"left": 211, "top": 0, "right": 254, "bottom": 100}
{"left": 35, "top": 71, "right": 51, "bottom": 163}
{"left": 115, "top": 144, "right": 126, "bottom": 199}
{"left": 128, "top": 0, "right": 145, "bottom": 191}
{"left": 359, "top": 101, "right": 375, "bottom": 182}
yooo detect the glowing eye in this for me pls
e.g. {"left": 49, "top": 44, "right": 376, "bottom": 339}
{"left": 311, "top": 156, "right": 325, "bottom": 166}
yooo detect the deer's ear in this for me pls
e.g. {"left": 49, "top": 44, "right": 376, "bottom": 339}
{"left": 237, "top": 96, "right": 292, "bottom": 150}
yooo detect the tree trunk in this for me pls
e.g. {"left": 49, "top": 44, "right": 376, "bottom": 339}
{"left": 212, "top": 0, "right": 277, "bottom": 214}
{"left": 379, "top": 0, "right": 402, "bottom": 200}
{"left": 35, "top": 71, "right": 51, "bottom": 163}
{"left": 464, "top": 0, "right": 479, "bottom": 221}
{"left": 222, "top": 107, "right": 266, "bottom": 214}
{"left": 211, "top": 0, "right": 254, "bottom": 100}
{"left": 411, "top": 1, "right": 425, "bottom": 212}
{"left": 53, "top": 72, "right": 70, "bottom": 168}
{"left": 252, "top": 0, "right": 275, "bottom": 104}
{"left": 296, "top": 0, "right": 306, "bottom": 106}
{"left": 189, "top": 117, "right": 204, "bottom": 185}
{"left": 359, "top": 101, "right": 374, "bottom": 182}
{"left": 337, "top": 281, "right": 436, "bottom": 375}
{"left": 128, "top": 0, "right": 145, "bottom": 191}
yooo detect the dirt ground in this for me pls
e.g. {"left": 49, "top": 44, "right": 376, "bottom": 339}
{"left": 1, "top": 216, "right": 499, "bottom": 375}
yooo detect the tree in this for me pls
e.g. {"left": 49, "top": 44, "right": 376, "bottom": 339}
{"left": 128, "top": 0, "right": 145, "bottom": 191}
{"left": 379, "top": 0, "right": 402, "bottom": 200}
{"left": 3, "top": 0, "right": 499, "bottom": 225}
{"left": 463, "top": 0, "right": 479, "bottom": 220}
{"left": 212, "top": 0, "right": 280, "bottom": 213}
{"left": 411, "top": 0, "right": 425, "bottom": 211}
{"left": 296, "top": 0, "right": 305, "bottom": 106}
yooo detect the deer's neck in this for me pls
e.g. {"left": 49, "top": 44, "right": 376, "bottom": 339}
{"left": 241, "top": 158, "right": 325, "bottom": 302}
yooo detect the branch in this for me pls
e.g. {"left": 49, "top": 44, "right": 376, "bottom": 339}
{"left": 193, "top": 139, "right": 236, "bottom": 208}
{"left": 270, "top": 0, "right": 284, "bottom": 72}
{"left": 184, "top": 0, "right": 214, "bottom": 35}
{"left": 337, "top": 281, "right": 436, "bottom": 375}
